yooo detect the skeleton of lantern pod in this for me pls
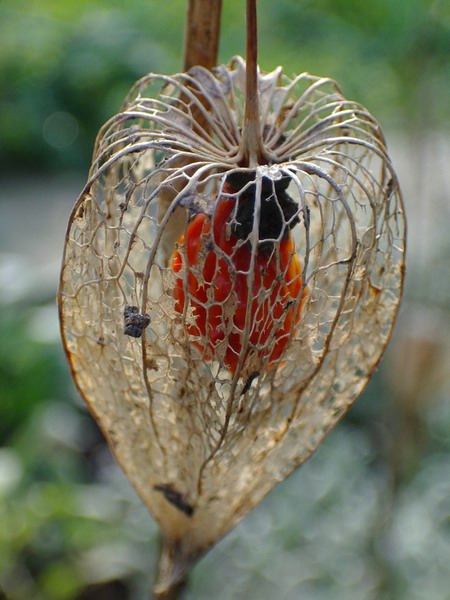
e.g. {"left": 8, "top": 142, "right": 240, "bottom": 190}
{"left": 59, "top": 55, "right": 405, "bottom": 596}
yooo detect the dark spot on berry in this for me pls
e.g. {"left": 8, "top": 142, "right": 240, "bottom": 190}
{"left": 225, "top": 171, "right": 299, "bottom": 252}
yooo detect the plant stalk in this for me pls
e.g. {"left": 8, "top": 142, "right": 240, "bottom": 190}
{"left": 153, "top": 536, "right": 190, "bottom": 600}
{"left": 183, "top": 0, "right": 223, "bottom": 71}
{"left": 240, "top": 0, "right": 265, "bottom": 166}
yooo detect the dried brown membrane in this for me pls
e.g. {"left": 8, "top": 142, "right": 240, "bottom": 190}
{"left": 58, "top": 57, "right": 406, "bottom": 591}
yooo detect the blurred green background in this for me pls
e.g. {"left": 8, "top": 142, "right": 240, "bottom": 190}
{"left": 1, "top": 0, "right": 450, "bottom": 598}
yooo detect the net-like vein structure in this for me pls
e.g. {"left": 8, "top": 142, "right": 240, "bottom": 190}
{"left": 59, "top": 57, "right": 405, "bottom": 563}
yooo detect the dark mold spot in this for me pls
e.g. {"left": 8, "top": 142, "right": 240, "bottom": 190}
{"left": 145, "top": 357, "right": 158, "bottom": 371}
{"left": 123, "top": 305, "right": 150, "bottom": 338}
{"left": 241, "top": 370, "right": 260, "bottom": 395}
{"left": 385, "top": 177, "right": 395, "bottom": 199}
{"left": 154, "top": 483, "right": 194, "bottom": 517}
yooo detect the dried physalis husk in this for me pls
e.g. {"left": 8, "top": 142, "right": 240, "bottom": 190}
{"left": 58, "top": 56, "right": 405, "bottom": 592}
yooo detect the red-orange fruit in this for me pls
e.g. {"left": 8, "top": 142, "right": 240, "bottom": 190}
{"left": 171, "top": 191, "right": 306, "bottom": 375}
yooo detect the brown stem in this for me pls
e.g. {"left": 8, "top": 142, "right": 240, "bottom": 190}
{"left": 153, "top": 579, "right": 186, "bottom": 600}
{"left": 182, "top": 0, "right": 223, "bottom": 136}
{"left": 240, "top": 0, "right": 265, "bottom": 166}
{"left": 183, "top": 0, "right": 223, "bottom": 71}
{"left": 153, "top": 536, "right": 189, "bottom": 600}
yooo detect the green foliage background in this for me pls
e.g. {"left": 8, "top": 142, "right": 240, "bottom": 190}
{"left": 1, "top": 1, "right": 449, "bottom": 599}
{"left": 1, "top": 0, "right": 449, "bottom": 171}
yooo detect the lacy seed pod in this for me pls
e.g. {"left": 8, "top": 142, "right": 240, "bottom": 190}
{"left": 59, "top": 56, "right": 406, "bottom": 591}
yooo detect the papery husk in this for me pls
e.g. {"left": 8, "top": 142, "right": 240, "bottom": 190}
{"left": 58, "top": 57, "right": 406, "bottom": 590}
